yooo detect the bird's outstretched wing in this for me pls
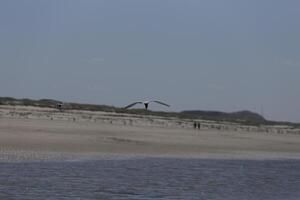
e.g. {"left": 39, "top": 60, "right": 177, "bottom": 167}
{"left": 124, "top": 102, "right": 143, "bottom": 109}
{"left": 151, "top": 101, "right": 170, "bottom": 107}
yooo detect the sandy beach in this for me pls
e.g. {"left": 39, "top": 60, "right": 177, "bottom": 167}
{"left": 0, "top": 105, "right": 300, "bottom": 161}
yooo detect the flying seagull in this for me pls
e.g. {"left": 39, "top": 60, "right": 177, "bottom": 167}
{"left": 124, "top": 100, "right": 170, "bottom": 110}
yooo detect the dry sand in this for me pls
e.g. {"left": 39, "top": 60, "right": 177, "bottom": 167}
{"left": 0, "top": 106, "right": 300, "bottom": 161}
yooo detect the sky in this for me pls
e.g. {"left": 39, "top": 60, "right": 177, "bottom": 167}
{"left": 0, "top": 0, "right": 299, "bottom": 122}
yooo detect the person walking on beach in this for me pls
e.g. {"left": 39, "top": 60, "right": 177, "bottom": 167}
{"left": 197, "top": 122, "right": 201, "bottom": 129}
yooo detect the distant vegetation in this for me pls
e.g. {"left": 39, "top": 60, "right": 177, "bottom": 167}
{"left": 181, "top": 110, "right": 266, "bottom": 125}
{"left": 0, "top": 96, "right": 299, "bottom": 127}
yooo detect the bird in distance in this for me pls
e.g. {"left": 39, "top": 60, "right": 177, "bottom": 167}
{"left": 124, "top": 100, "right": 170, "bottom": 110}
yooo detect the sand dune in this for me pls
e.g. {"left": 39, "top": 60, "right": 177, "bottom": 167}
{"left": 0, "top": 105, "right": 300, "bottom": 161}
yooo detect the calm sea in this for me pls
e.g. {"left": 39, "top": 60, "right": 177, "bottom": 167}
{"left": 0, "top": 158, "right": 299, "bottom": 200}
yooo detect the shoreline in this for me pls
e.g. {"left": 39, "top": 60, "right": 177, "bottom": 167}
{"left": 0, "top": 106, "right": 300, "bottom": 162}
{"left": 1, "top": 150, "right": 300, "bottom": 162}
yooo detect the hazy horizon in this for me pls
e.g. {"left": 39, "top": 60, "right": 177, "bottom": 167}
{"left": 0, "top": 1, "right": 299, "bottom": 122}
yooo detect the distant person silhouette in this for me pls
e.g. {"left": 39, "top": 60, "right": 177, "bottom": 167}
{"left": 193, "top": 122, "right": 197, "bottom": 129}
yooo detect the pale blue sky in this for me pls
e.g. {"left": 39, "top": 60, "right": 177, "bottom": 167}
{"left": 0, "top": 0, "right": 299, "bottom": 122}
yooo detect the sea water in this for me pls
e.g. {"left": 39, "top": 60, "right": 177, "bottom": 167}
{"left": 0, "top": 158, "right": 299, "bottom": 200}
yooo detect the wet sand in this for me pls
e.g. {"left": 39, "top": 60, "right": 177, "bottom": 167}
{"left": 0, "top": 106, "right": 300, "bottom": 161}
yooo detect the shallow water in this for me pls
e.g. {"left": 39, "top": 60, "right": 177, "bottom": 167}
{"left": 0, "top": 158, "right": 299, "bottom": 200}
